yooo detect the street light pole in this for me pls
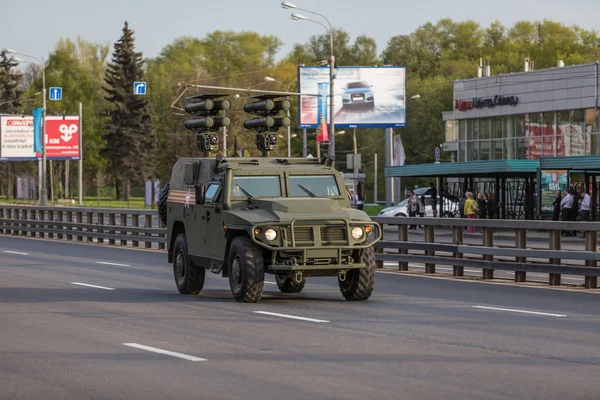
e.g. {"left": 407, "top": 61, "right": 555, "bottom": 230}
{"left": 264, "top": 77, "right": 292, "bottom": 157}
{"left": 6, "top": 49, "right": 47, "bottom": 206}
{"left": 283, "top": 2, "right": 335, "bottom": 157}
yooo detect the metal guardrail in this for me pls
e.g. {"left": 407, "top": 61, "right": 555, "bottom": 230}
{"left": 372, "top": 216, "right": 600, "bottom": 289}
{"left": 0, "top": 205, "right": 166, "bottom": 250}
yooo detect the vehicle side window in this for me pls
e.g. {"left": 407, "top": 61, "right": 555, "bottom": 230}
{"left": 204, "top": 183, "right": 221, "bottom": 204}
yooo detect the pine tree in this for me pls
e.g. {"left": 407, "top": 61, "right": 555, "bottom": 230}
{"left": 102, "top": 21, "right": 153, "bottom": 200}
{"left": 0, "top": 51, "right": 24, "bottom": 113}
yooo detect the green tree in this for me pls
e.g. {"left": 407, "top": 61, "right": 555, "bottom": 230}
{"left": 0, "top": 51, "right": 24, "bottom": 113}
{"left": 102, "top": 21, "right": 153, "bottom": 200}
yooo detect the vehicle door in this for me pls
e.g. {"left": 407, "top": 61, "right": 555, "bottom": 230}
{"left": 201, "top": 181, "right": 226, "bottom": 260}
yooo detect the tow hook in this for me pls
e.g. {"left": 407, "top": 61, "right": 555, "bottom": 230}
{"left": 294, "top": 271, "right": 303, "bottom": 283}
{"left": 338, "top": 270, "right": 347, "bottom": 282}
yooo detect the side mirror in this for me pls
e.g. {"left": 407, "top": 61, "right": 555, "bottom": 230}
{"left": 195, "top": 184, "right": 205, "bottom": 205}
{"left": 215, "top": 203, "right": 222, "bottom": 214}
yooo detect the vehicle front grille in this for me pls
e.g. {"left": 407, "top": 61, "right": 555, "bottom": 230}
{"left": 285, "top": 226, "right": 313, "bottom": 244}
{"left": 320, "top": 226, "right": 346, "bottom": 243}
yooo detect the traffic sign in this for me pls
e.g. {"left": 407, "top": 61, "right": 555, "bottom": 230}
{"left": 134, "top": 81, "right": 147, "bottom": 95}
{"left": 49, "top": 87, "right": 62, "bottom": 101}
{"left": 435, "top": 147, "right": 441, "bottom": 161}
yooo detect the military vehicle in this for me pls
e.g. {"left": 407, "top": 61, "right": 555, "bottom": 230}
{"left": 162, "top": 155, "right": 382, "bottom": 303}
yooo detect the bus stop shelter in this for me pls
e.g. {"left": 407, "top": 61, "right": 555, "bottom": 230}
{"left": 385, "top": 160, "right": 540, "bottom": 219}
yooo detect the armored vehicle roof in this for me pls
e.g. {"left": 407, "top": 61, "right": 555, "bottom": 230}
{"left": 175, "top": 156, "right": 335, "bottom": 171}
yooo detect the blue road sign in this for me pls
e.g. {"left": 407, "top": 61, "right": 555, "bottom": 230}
{"left": 49, "top": 87, "right": 62, "bottom": 101}
{"left": 134, "top": 82, "right": 147, "bottom": 95}
{"left": 435, "top": 147, "right": 441, "bottom": 161}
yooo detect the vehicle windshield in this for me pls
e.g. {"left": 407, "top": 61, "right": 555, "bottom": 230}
{"left": 289, "top": 175, "right": 340, "bottom": 197}
{"left": 347, "top": 81, "right": 369, "bottom": 89}
{"left": 231, "top": 176, "right": 281, "bottom": 199}
{"left": 397, "top": 199, "right": 408, "bottom": 207}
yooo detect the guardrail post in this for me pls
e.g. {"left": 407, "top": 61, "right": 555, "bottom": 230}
{"left": 515, "top": 229, "right": 527, "bottom": 282}
{"left": 0, "top": 207, "right": 5, "bottom": 234}
{"left": 20, "top": 208, "right": 27, "bottom": 236}
{"left": 585, "top": 231, "right": 598, "bottom": 289}
{"left": 66, "top": 211, "right": 73, "bottom": 241}
{"left": 109, "top": 213, "right": 116, "bottom": 245}
{"left": 97, "top": 213, "right": 104, "bottom": 244}
{"left": 57, "top": 211, "right": 64, "bottom": 240}
{"left": 158, "top": 218, "right": 166, "bottom": 250}
{"left": 132, "top": 214, "right": 139, "bottom": 248}
{"left": 48, "top": 210, "right": 54, "bottom": 239}
{"left": 425, "top": 224, "right": 435, "bottom": 273}
{"left": 77, "top": 212, "right": 83, "bottom": 242}
{"left": 87, "top": 212, "right": 93, "bottom": 242}
{"left": 8, "top": 208, "right": 14, "bottom": 235}
{"left": 120, "top": 213, "right": 128, "bottom": 246}
{"left": 453, "top": 226, "right": 464, "bottom": 276}
{"left": 39, "top": 209, "right": 46, "bottom": 239}
{"left": 29, "top": 209, "right": 36, "bottom": 237}
{"left": 145, "top": 214, "right": 153, "bottom": 249}
{"left": 482, "top": 227, "right": 494, "bottom": 279}
{"left": 549, "top": 230, "right": 562, "bottom": 286}
{"left": 399, "top": 224, "right": 408, "bottom": 271}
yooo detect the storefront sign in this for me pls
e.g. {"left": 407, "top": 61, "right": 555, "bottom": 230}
{"left": 455, "top": 95, "right": 519, "bottom": 111}
{"left": 539, "top": 169, "right": 568, "bottom": 214}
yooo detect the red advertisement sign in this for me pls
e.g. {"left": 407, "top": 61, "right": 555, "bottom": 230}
{"left": 44, "top": 117, "right": 80, "bottom": 158}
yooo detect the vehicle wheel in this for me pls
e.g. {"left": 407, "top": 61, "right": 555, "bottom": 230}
{"left": 228, "top": 237, "right": 265, "bottom": 303}
{"left": 173, "top": 233, "right": 205, "bottom": 295}
{"left": 157, "top": 182, "right": 170, "bottom": 225}
{"left": 395, "top": 213, "right": 407, "bottom": 217}
{"left": 338, "top": 247, "right": 376, "bottom": 301}
{"left": 275, "top": 274, "right": 306, "bottom": 293}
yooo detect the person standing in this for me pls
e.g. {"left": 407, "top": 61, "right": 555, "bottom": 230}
{"left": 560, "top": 189, "right": 574, "bottom": 237}
{"left": 579, "top": 188, "right": 591, "bottom": 237}
{"left": 353, "top": 192, "right": 364, "bottom": 210}
{"left": 552, "top": 191, "right": 562, "bottom": 221}
{"left": 487, "top": 192, "right": 497, "bottom": 219}
{"left": 464, "top": 192, "right": 478, "bottom": 233}
{"left": 408, "top": 191, "right": 419, "bottom": 230}
{"left": 571, "top": 187, "right": 580, "bottom": 236}
{"left": 429, "top": 182, "right": 438, "bottom": 217}
{"left": 477, "top": 193, "right": 488, "bottom": 219}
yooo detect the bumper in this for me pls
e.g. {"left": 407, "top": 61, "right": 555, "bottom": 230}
{"left": 342, "top": 97, "right": 374, "bottom": 105}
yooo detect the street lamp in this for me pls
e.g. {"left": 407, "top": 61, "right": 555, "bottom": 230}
{"left": 264, "top": 76, "right": 293, "bottom": 157}
{"left": 5, "top": 48, "right": 48, "bottom": 206}
{"left": 283, "top": 2, "right": 336, "bottom": 158}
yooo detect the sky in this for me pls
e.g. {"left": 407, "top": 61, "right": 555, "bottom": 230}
{"left": 2, "top": 0, "right": 600, "bottom": 63}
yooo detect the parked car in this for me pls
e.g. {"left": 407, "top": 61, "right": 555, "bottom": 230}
{"left": 378, "top": 187, "right": 460, "bottom": 217}
{"left": 341, "top": 81, "right": 375, "bottom": 107}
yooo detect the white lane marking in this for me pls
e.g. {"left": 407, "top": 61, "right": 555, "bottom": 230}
{"left": 264, "top": 281, "right": 277, "bottom": 285}
{"left": 3, "top": 250, "right": 29, "bottom": 255}
{"left": 253, "top": 311, "right": 330, "bottom": 323}
{"left": 71, "top": 282, "right": 116, "bottom": 291}
{"left": 96, "top": 261, "right": 131, "bottom": 267}
{"left": 122, "top": 343, "right": 206, "bottom": 362}
{"left": 472, "top": 306, "right": 566, "bottom": 317}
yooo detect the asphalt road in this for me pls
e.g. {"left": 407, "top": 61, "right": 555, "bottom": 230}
{"left": 1, "top": 236, "right": 600, "bottom": 400}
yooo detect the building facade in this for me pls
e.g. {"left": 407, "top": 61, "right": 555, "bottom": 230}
{"left": 443, "top": 62, "right": 600, "bottom": 162}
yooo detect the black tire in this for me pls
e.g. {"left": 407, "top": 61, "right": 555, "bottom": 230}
{"left": 338, "top": 247, "right": 376, "bottom": 301}
{"left": 158, "top": 182, "right": 170, "bottom": 225}
{"left": 275, "top": 274, "right": 306, "bottom": 293}
{"left": 173, "top": 233, "right": 205, "bottom": 295}
{"left": 228, "top": 237, "right": 265, "bottom": 303}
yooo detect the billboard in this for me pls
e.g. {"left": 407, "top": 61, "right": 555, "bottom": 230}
{"left": 0, "top": 115, "right": 80, "bottom": 160}
{"left": 539, "top": 169, "right": 568, "bottom": 214}
{"left": 298, "top": 66, "right": 406, "bottom": 129}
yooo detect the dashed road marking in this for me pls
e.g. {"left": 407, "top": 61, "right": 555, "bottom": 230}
{"left": 472, "top": 305, "right": 566, "bottom": 317}
{"left": 71, "top": 282, "right": 116, "bottom": 291}
{"left": 122, "top": 343, "right": 206, "bottom": 362}
{"left": 3, "top": 250, "right": 29, "bottom": 255}
{"left": 253, "top": 311, "right": 330, "bottom": 323}
{"left": 96, "top": 261, "right": 131, "bottom": 267}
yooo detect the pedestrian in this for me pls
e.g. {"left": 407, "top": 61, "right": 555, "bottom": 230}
{"left": 560, "top": 188, "right": 574, "bottom": 237}
{"left": 408, "top": 190, "right": 419, "bottom": 230}
{"left": 571, "top": 186, "right": 580, "bottom": 236}
{"left": 552, "top": 191, "right": 561, "bottom": 221}
{"left": 464, "top": 192, "right": 478, "bottom": 233}
{"left": 487, "top": 192, "right": 497, "bottom": 219}
{"left": 353, "top": 191, "right": 364, "bottom": 210}
{"left": 579, "top": 188, "right": 591, "bottom": 237}
{"left": 477, "top": 192, "right": 488, "bottom": 219}
{"left": 429, "top": 182, "right": 438, "bottom": 217}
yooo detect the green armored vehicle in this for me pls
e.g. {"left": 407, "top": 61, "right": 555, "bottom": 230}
{"left": 163, "top": 155, "right": 381, "bottom": 303}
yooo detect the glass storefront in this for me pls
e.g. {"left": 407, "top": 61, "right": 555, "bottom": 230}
{"left": 449, "top": 109, "right": 599, "bottom": 161}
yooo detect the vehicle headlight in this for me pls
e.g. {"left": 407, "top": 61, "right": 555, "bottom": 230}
{"left": 264, "top": 228, "right": 277, "bottom": 241}
{"left": 351, "top": 227, "right": 364, "bottom": 240}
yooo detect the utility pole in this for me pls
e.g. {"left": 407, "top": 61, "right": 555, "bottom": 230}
{"left": 353, "top": 128, "right": 358, "bottom": 194}
{"left": 302, "top": 128, "right": 307, "bottom": 157}
{"left": 385, "top": 127, "right": 394, "bottom": 206}
{"left": 78, "top": 102, "right": 83, "bottom": 205}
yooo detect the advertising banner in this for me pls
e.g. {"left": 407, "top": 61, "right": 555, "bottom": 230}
{"left": 0, "top": 115, "right": 80, "bottom": 160}
{"left": 316, "top": 82, "right": 329, "bottom": 143}
{"left": 298, "top": 66, "right": 406, "bottom": 129}
{"left": 525, "top": 122, "right": 587, "bottom": 159}
{"left": 539, "top": 169, "right": 568, "bottom": 214}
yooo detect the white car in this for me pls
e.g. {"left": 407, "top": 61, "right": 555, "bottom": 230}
{"left": 378, "top": 188, "right": 460, "bottom": 217}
